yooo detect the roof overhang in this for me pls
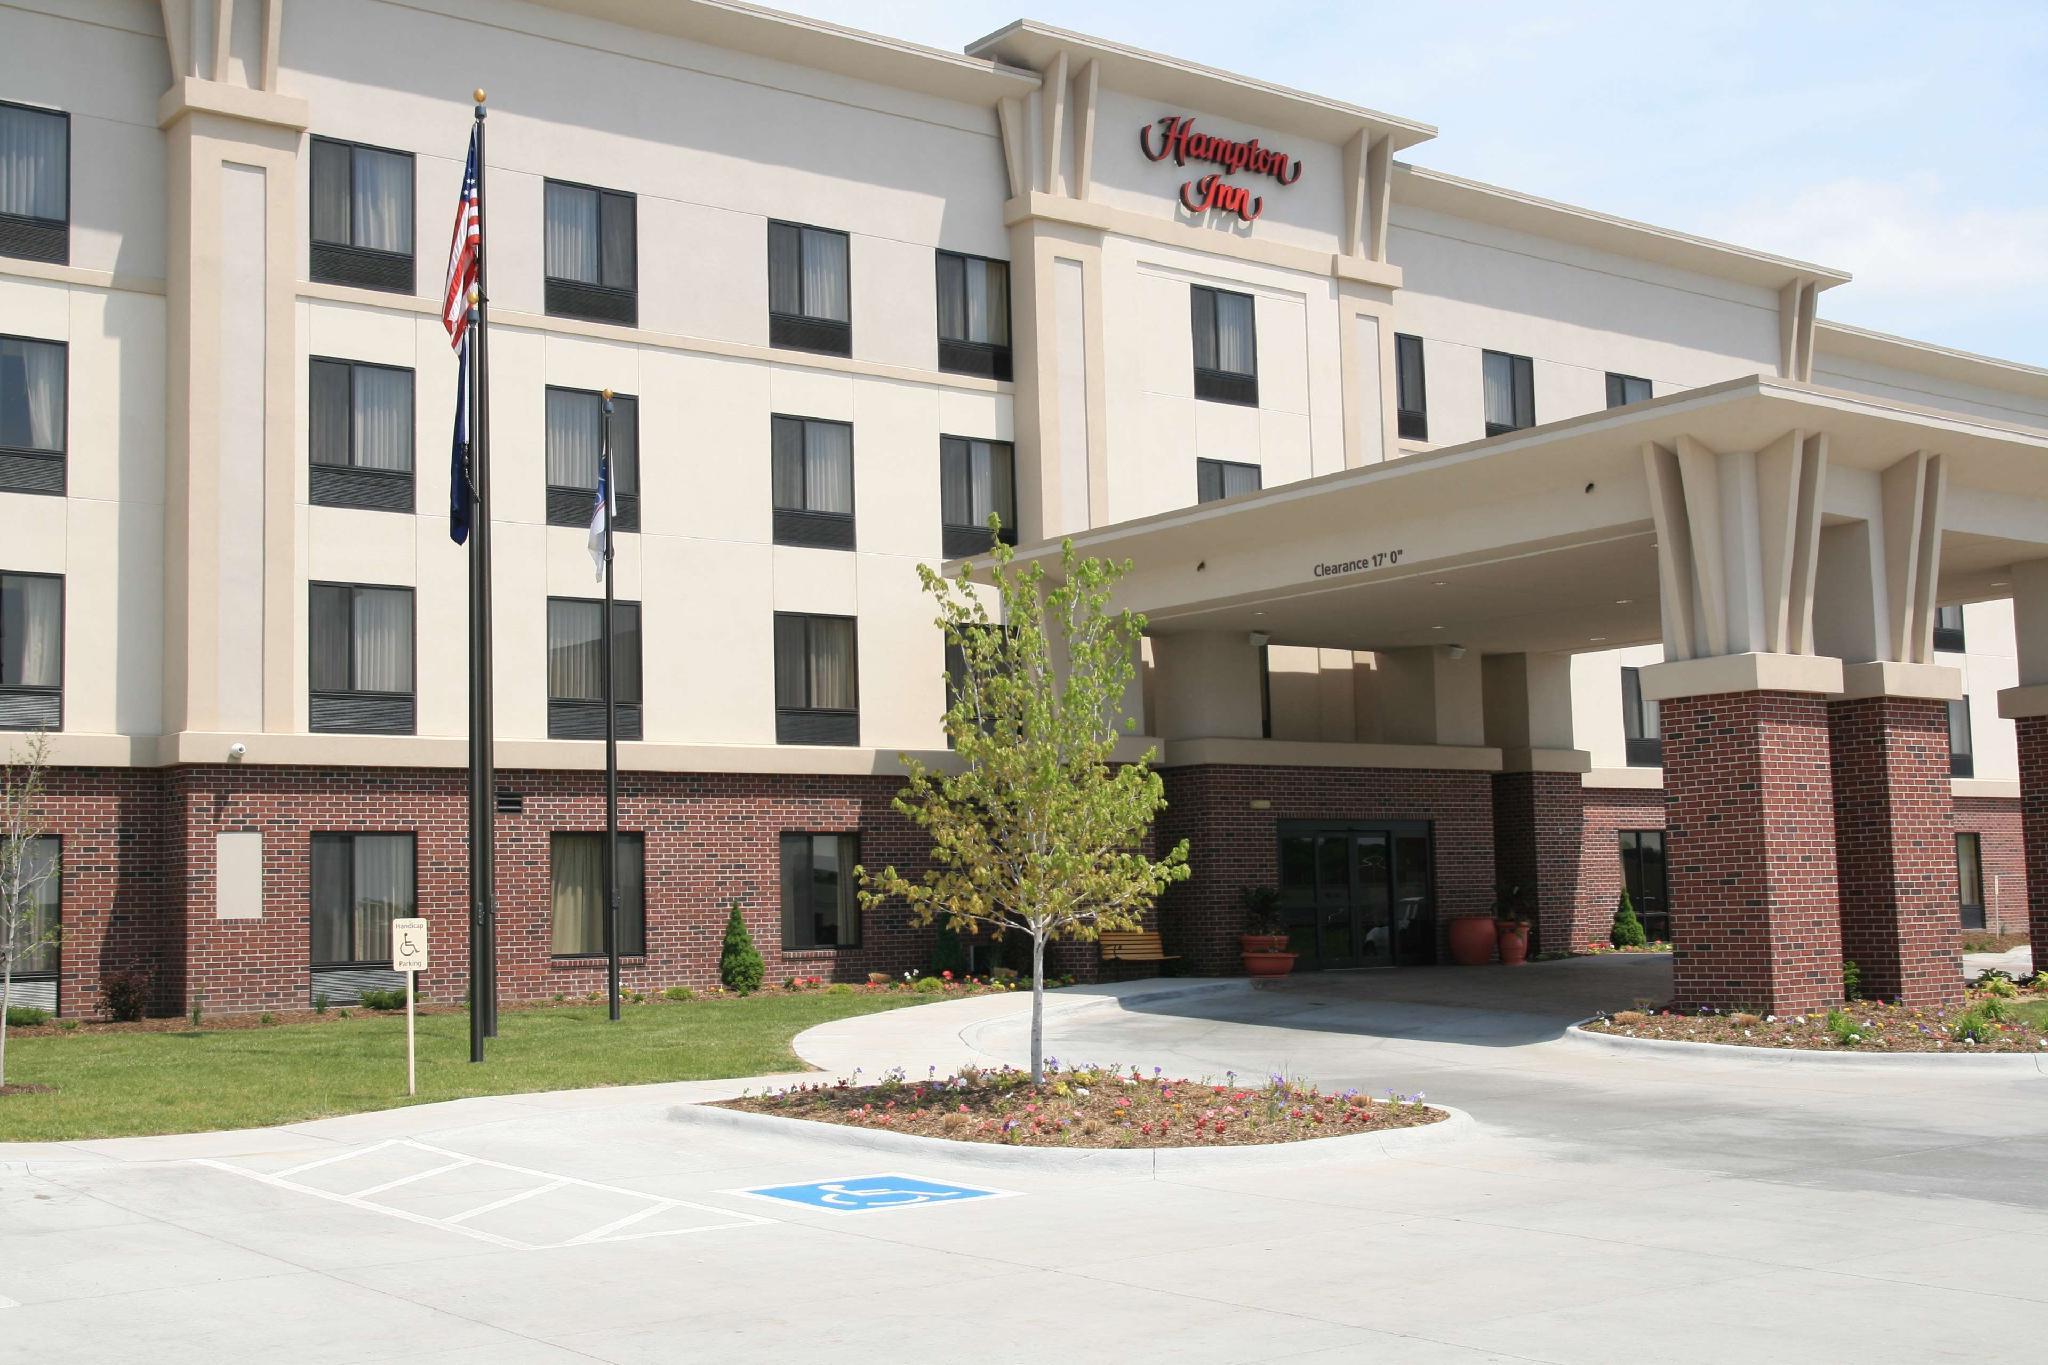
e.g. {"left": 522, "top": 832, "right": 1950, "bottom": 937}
{"left": 999, "top": 378, "right": 2048, "bottom": 658}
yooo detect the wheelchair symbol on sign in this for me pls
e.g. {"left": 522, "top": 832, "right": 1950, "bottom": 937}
{"left": 730, "top": 1173, "right": 1015, "bottom": 1215}
{"left": 814, "top": 1182, "right": 968, "bottom": 1209}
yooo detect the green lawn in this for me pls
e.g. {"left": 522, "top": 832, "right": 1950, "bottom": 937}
{"left": 0, "top": 993, "right": 932, "bottom": 1142}
{"left": 2011, "top": 999, "right": 2048, "bottom": 1030}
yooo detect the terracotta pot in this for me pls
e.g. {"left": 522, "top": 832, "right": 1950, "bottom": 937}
{"left": 1495, "top": 919, "right": 1531, "bottom": 966}
{"left": 1241, "top": 950, "right": 1298, "bottom": 978}
{"left": 1446, "top": 917, "right": 1497, "bottom": 966}
{"left": 1239, "top": 933, "right": 1290, "bottom": 954}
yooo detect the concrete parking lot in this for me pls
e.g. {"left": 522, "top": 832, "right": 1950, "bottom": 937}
{"left": 5, "top": 956, "right": 2045, "bottom": 1363}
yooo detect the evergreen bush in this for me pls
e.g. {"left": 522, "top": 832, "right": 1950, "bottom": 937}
{"left": 1610, "top": 890, "right": 1647, "bottom": 948}
{"left": 719, "top": 900, "right": 764, "bottom": 995}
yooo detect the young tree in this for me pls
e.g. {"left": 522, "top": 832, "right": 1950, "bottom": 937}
{"left": 1, "top": 732, "right": 60, "bottom": 1089}
{"left": 860, "top": 528, "right": 1190, "bottom": 1083}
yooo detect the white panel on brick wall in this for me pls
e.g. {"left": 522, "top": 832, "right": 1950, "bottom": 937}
{"left": 216, "top": 831, "right": 264, "bottom": 920}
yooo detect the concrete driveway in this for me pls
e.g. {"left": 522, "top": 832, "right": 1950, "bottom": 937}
{"left": 5, "top": 957, "right": 2046, "bottom": 1364}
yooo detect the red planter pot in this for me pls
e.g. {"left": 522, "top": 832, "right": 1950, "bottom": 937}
{"left": 1446, "top": 917, "right": 1496, "bottom": 966}
{"left": 1495, "top": 919, "right": 1531, "bottom": 966}
{"left": 1240, "top": 934, "right": 1291, "bottom": 955}
{"left": 1241, "top": 950, "right": 1298, "bottom": 978}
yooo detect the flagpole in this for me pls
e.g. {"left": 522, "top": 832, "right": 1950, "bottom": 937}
{"left": 470, "top": 88, "right": 499, "bottom": 1045}
{"left": 601, "top": 390, "right": 621, "bottom": 1023}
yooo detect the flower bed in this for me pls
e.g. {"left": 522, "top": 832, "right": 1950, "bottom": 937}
{"left": 716, "top": 1062, "right": 1446, "bottom": 1148}
{"left": 1584, "top": 983, "right": 2048, "bottom": 1053}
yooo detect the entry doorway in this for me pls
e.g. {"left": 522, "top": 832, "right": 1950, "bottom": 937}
{"left": 1276, "top": 822, "right": 1435, "bottom": 969}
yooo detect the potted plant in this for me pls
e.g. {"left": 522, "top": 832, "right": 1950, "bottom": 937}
{"left": 1446, "top": 917, "right": 1496, "bottom": 966}
{"left": 1493, "top": 883, "right": 1533, "bottom": 966}
{"left": 1239, "top": 887, "right": 1297, "bottom": 977}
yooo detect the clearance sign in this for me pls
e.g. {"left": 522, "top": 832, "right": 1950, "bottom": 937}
{"left": 1140, "top": 114, "right": 1302, "bottom": 223}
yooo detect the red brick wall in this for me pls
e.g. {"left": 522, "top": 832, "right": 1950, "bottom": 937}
{"left": 2021, "top": 716, "right": 2048, "bottom": 950}
{"left": 1156, "top": 764, "right": 1494, "bottom": 974}
{"left": 1827, "top": 696, "right": 1962, "bottom": 1009}
{"left": 1577, "top": 785, "right": 1666, "bottom": 950}
{"left": 1953, "top": 796, "right": 2027, "bottom": 935}
{"left": 1663, "top": 691, "right": 1844, "bottom": 1013}
{"left": 36, "top": 767, "right": 174, "bottom": 1019}
{"left": 1491, "top": 771, "right": 1583, "bottom": 956}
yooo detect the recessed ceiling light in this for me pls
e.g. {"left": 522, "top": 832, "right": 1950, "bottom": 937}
{"left": 1433, "top": 580, "right": 1448, "bottom": 587}
{"left": 1615, "top": 598, "right": 1632, "bottom": 605}
{"left": 1432, "top": 624, "right": 1445, "bottom": 631}
{"left": 1991, "top": 580, "right": 2010, "bottom": 588}
{"left": 1590, "top": 636, "right": 1607, "bottom": 642}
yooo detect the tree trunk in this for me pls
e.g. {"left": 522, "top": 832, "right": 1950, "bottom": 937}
{"left": 1, "top": 956, "right": 12, "bottom": 1090}
{"left": 1029, "top": 929, "right": 1046, "bottom": 1085}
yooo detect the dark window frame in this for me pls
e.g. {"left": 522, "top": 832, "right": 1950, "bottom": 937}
{"left": 1482, "top": 349, "right": 1535, "bottom": 436}
{"left": 0, "top": 568, "right": 63, "bottom": 732}
{"left": 771, "top": 413, "right": 856, "bottom": 551}
{"left": 1191, "top": 284, "right": 1259, "bottom": 406}
{"left": 1947, "top": 697, "right": 1974, "bottom": 779}
{"left": 308, "top": 356, "right": 415, "bottom": 511}
{"left": 0, "top": 332, "right": 68, "bottom": 496}
{"left": 1196, "top": 457, "right": 1262, "bottom": 504}
{"left": 0, "top": 100, "right": 70, "bottom": 266}
{"left": 939, "top": 434, "right": 1018, "bottom": 557}
{"left": 1605, "top": 372, "right": 1653, "bottom": 409}
{"left": 934, "top": 249, "right": 1012, "bottom": 380}
{"left": 1621, "top": 666, "right": 1661, "bottom": 767}
{"left": 543, "top": 177, "right": 638, "bottom": 326}
{"left": 780, "top": 831, "right": 862, "bottom": 950}
{"left": 1618, "top": 829, "right": 1669, "bottom": 942}
{"left": 1395, "top": 332, "right": 1428, "bottom": 442}
{"left": 549, "top": 830, "right": 647, "bottom": 959}
{"left": 1933, "top": 603, "right": 1966, "bottom": 653}
{"left": 1955, "top": 832, "right": 1985, "bottom": 931}
{"left": 308, "top": 135, "right": 416, "bottom": 293}
{"left": 774, "top": 611, "right": 859, "bottom": 746}
{"left": 309, "top": 831, "right": 418, "bottom": 969}
{"left": 545, "top": 595, "right": 644, "bottom": 741}
{"left": 308, "top": 580, "right": 416, "bottom": 735}
{"left": 768, "top": 219, "right": 852, "bottom": 356}
{"left": 11, "top": 832, "right": 58, "bottom": 979}
{"left": 544, "top": 387, "right": 639, "bottom": 533}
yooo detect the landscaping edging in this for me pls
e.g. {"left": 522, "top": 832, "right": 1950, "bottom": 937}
{"left": 667, "top": 1096, "right": 1475, "bottom": 1174}
{"left": 1565, "top": 1021, "right": 2048, "bottom": 1073}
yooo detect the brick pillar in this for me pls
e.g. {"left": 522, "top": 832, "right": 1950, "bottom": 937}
{"left": 1827, "top": 696, "right": 1962, "bottom": 1009}
{"left": 1491, "top": 770, "right": 1584, "bottom": 955}
{"left": 1664, "top": 691, "right": 1843, "bottom": 1013}
{"left": 2022, "top": 715, "right": 2048, "bottom": 952}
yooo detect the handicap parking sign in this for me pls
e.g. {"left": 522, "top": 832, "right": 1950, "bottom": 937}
{"left": 731, "top": 1173, "right": 1014, "bottom": 1215}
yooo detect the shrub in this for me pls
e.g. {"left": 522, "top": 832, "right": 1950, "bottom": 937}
{"left": 100, "top": 964, "right": 151, "bottom": 1022}
{"left": 719, "top": 901, "right": 764, "bottom": 995}
{"left": 1950, "top": 1005, "right": 1999, "bottom": 1044}
{"left": 827, "top": 982, "right": 853, "bottom": 996}
{"left": 6, "top": 1005, "right": 50, "bottom": 1027}
{"left": 313, "top": 992, "right": 330, "bottom": 1015}
{"left": 1842, "top": 959, "right": 1862, "bottom": 1001}
{"left": 357, "top": 988, "right": 406, "bottom": 1011}
{"left": 915, "top": 976, "right": 944, "bottom": 993}
{"left": 188, "top": 992, "right": 205, "bottom": 1028}
{"left": 1824, "top": 1008, "right": 1862, "bottom": 1045}
{"left": 1610, "top": 891, "right": 1646, "bottom": 948}
{"left": 1609, "top": 1009, "right": 1649, "bottom": 1026}
{"left": 58, "top": 1018, "right": 78, "bottom": 1031}
{"left": 258, "top": 1012, "right": 275, "bottom": 1026}
{"left": 1977, "top": 973, "right": 2018, "bottom": 999}
{"left": 664, "top": 985, "right": 693, "bottom": 1002}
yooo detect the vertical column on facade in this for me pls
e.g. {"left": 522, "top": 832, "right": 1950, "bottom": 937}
{"left": 1481, "top": 653, "right": 1592, "bottom": 953}
{"left": 1997, "top": 559, "right": 2048, "bottom": 953}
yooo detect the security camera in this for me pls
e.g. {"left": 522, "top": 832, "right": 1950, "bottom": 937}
{"left": 228, "top": 742, "right": 247, "bottom": 761}
{"left": 1248, "top": 630, "right": 1271, "bottom": 649}
{"left": 1446, "top": 644, "right": 1468, "bottom": 660}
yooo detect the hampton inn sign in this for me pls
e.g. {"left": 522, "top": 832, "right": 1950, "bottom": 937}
{"left": 1140, "top": 114, "right": 1302, "bottom": 223}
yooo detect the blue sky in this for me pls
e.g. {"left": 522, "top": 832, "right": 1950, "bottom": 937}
{"left": 787, "top": 1, "right": 2048, "bottom": 367}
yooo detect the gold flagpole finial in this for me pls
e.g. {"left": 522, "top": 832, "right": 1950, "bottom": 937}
{"left": 601, "top": 388, "right": 613, "bottom": 401}
{"left": 474, "top": 88, "right": 487, "bottom": 105}
{"left": 467, "top": 286, "right": 479, "bottom": 306}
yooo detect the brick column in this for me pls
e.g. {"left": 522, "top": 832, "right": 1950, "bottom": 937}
{"left": 1490, "top": 770, "right": 1585, "bottom": 955}
{"left": 1663, "top": 690, "right": 1844, "bottom": 1013}
{"left": 1827, "top": 696, "right": 1962, "bottom": 1009}
{"left": 2022, "top": 716, "right": 2048, "bottom": 952}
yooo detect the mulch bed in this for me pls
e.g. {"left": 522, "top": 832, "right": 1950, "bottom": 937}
{"left": 1583, "top": 993, "right": 2048, "bottom": 1053}
{"left": 717, "top": 1063, "right": 1447, "bottom": 1148}
{"left": 1960, "top": 932, "right": 2031, "bottom": 954}
{"left": 0, "top": 1083, "right": 55, "bottom": 1096}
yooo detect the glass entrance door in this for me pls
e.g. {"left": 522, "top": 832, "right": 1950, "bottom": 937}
{"left": 1277, "top": 823, "right": 1435, "bottom": 969}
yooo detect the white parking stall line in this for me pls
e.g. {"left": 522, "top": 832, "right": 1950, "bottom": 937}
{"left": 271, "top": 1140, "right": 402, "bottom": 1180}
{"left": 443, "top": 1178, "right": 569, "bottom": 1225}
{"left": 562, "top": 1200, "right": 680, "bottom": 1246}
{"left": 346, "top": 1157, "right": 474, "bottom": 1199}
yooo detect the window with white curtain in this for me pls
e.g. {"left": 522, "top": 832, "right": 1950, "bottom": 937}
{"left": 547, "top": 599, "right": 642, "bottom": 704}
{"left": 1192, "top": 285, "right": 1258, "bottom": 405}
{"left": 545, "top": 388, "right": 638, "bottom": 530}
{"left": 936, "top": 251, "right": 1011, "bottom": 378}
{"left": 310, "top": 833, "right": 415, "bottom": 966}
{"left": 545, "top": 180, "right": 636, "bottom": 308}
{"left": 1483, "top": 350, "right": 1535, "bottom": 434}
{"left": 768, "top": 221, "right": 851, "bottom": 356}
{"left": 11, "top": 834, "right": 58, "bottom": 975}
{"left": 0, "top": 335, "right": 66, "bottom": 494}
{"left": 1196, "top": 458, "right": 1261, "bottom": 504}
{"left": 0, "top": 102, "right": 67, "bottom": 265}
{"left": 770, "top": 415, "right": 855, "bottom": 550}
{"left": 310, "top": 583, "right": 414, "bottom": 694}
{"left": 309, "top": 359, "right": 413, "bottom": 498}
{"left": 781, "top": 832, "right": 860, "bottom": 950}
{"left": 0, "top": 570, "right": 61, "bottom": 690}
{"left": 775, "top": 613, "right": 858, "bottom": 718}
{"left": 939, "top": 437, "right": 1016, "bottom": 550}
{"left": 308, "top": 137, "right": 414, "bottom": 291}
{"left": 551, "top": 832, "right": 645, "bottom": 956}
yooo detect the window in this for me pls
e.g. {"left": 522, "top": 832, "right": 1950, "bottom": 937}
{"left": 768, "top": 220, "right": 851, "bottom": 356}
{"left": 1395, "top": 333, "right": 1427, "bottom": 441}
{"left": 1617, "top": 831, "right": 1669, "bottom": 942}
{"left": 309, "top": 583, "right": 414, "bottom": 734}
{"left": 1947, "top": 697, "right": 1974, "bottom": 779}
{"left": 310, "top": 833, "right": 415, "bottom": 966}
{"left": 544, "top": 179, "right": 636, "bottom": 325}
{"left": 1956, "top": 832, "right": 1986, "bottom": 931}
{"left": 550, "top": 832, "right": 646, "bottom": 957}
{"left": 12, "top": 834, "right": 58, "bottom": 979}
{"left": 943, "top": 624, "right": 1010, "bottom": 746}
{"left": 0, "top": 335, "right": 66, "bottom": 496}
{"left": 935, "top": 251, "right": 1011, "bottom": 380}
{"left": 1482, "top": 350, "right": 1535, "bottom": 435}
{"left": 309, "top": 359, "right": 413, "bottom": 511}
{"left": 780, "top": 833, "right": 860, "bottom": 949}
{"left": 309, "top": 137, "right": 414, "bottom": 292}
{"left": 774, "top": 612, "right": 858, "bottom": 746}
{"left": 0, "top": 571, "right": 62, "bottom": 731}
{"left": 771, "top": 415, "right": 855, "bottom": 550}
{"left": 1933, "top": 604, "right": 1966, "bottom": 653}
{"left": 939, "top": 436, "right": 1016, "bottom": 556}
{"left": 545, "top": 388, "right": 638, "bottom": 532}
{"left": 1621, "top": 666, "right": 1660, "bottom": 766}
{"left": 1259, "top": 643, "right": 1272, "bottom": 739}
{"left": 1191, "top": 286, "right": 1258, "bottom": 405}
{"left": 547, "top": 598, "right": 642, "bottom": 740}
{"left": 1605, "top": 372, "right": 1652, "bottom": 408}
{"left": 1196, "top": 458, "right": 1261, "bottom": 504}
{"left": 0, "top": 101, "right": 68, "bottom": 265}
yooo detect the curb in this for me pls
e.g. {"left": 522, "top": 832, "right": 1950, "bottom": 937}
{"left": 667, "top": 1097, "right": 1476, "bottom": 1174}
{"left": 1563, "top": 1022, "right": 2048, "bottom": 1073}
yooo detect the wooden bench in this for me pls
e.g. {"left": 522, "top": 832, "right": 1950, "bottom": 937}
{"left": 1098, "top": 930, "right": 1178, "bottom": 978}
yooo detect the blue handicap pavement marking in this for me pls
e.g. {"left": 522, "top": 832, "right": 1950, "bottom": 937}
{"left": 735, "top": 1174, "right": 1013, "bottom": 1214}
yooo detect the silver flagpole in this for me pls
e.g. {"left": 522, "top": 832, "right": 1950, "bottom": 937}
{"left": 602, "top": 390, "right": 621, "bottom": 1023}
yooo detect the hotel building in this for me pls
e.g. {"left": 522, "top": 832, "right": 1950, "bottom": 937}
{"left": 3, "top": 0, "right": 2044, "bottom": 1017}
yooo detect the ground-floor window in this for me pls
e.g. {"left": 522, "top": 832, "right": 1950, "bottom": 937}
{"left": 781, "top": 832, "right": 860, "bottom": 950}
{"left": 1956, "top": 832, "right": 1985, "bottom": 931}
{"left": 550, "top": 832, "right": 646, "bottom": 957}
{"left": 1617, "top": 830, "right": 1668, "bottom": 942}
{"left": 311, "top": 833, "right": 416, "bottom": 965}
{"left": 8, "top": 834, "right": 58, "bottom": 1012}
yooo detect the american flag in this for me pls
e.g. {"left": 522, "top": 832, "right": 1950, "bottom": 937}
{"left": 443, "top": 123, "right": 482, "bottom": 348}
